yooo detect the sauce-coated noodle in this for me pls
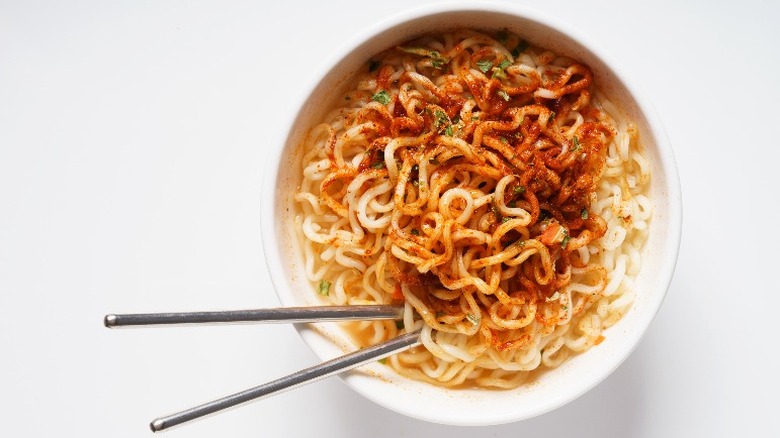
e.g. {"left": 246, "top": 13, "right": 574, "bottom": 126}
{"left": 294, "top": 29, "right": 651, "bottom": 388}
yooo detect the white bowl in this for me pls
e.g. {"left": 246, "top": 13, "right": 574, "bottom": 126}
{"left": 261, "top": 1, "right": 682, "bottom": 426}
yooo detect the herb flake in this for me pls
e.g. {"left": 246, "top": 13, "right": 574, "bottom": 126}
{"left": 371, "top": 90, "right": 391, "bottom": 105}
{"left": 580, "top": 208, "right": 589, "bottom": 220}
{"left": 432, "top": 109, "right": 453, "bottom": 135}
{"left": 317, "top": 280, "right": 331, "bottom": 296}
{"left": 466, "top": 313, "right": 480, "bottom": 325}
{"left": 433, "top": 109, "right": 449, "bottom": 128}
{"left": 397, "top": 46, "right": 450, "bottom": 69}
{"left": 491, "top": 59, "right": 512, "bottom": 79}
{"left": 572, "top": 136, "right": 581, "bottom": 151}
{"left": 476, "top": 59, "right": 493, "bottom": 73}
{"left": 560, "top": 229, "right": 571, "bottom": 249}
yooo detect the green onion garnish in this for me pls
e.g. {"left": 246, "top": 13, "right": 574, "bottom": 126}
{"left": 476, "top": 60, "right": 493, "bottom": 73}
{"left": 317, "top": 280, "right": 331, "bottom": 296}
{"left": 371, "top": 90, "right": 391, "bottom": 105}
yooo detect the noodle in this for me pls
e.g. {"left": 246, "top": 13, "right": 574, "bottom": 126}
{"left": 294, "top": 29, "right": 651, "bottom": 389}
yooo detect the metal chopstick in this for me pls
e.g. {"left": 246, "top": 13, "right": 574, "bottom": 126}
{"left": 104, "top": 305, "right": 404, "bottom": 328}
{"left": 149, "top": 330, "right": 422, "bottom": 432}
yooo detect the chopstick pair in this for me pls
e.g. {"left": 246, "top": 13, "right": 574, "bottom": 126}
{"left": 105, "top": 305, "right": 421, "bottom": 432}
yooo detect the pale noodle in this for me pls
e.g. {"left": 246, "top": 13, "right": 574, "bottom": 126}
{"left": 294, "top": 29, "right": 651, "bottom": 388}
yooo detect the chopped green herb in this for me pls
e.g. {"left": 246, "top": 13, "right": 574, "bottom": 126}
{"left": 369, "top": 60, "right": 381, "bottom": 72}
{"left": 397, "top": 46, "right": 449, "bottom": 69}
{"left": 572, "top": 136, "right": 581, "bottom": 151}
{"left": 433, "top": 109, "right": 450, "bottom": 129}
{"left": 491, "top": 59, "right": 512, "bottom": 79}
{"left": 432, "top": 109, "right": 453, "bottom": 135}
{"left": 562, "top": 305, "right": 569, "bottom": 312}
{"left": 371, "top": 90, "right": 391, "bottom": 105}
{"left": 514, "top": 185, "right": 526, "bottom": 195}
{"left": 466, "top": 313, "right": 480, "bottom": 325}
{"left": 560, "top": 230, "right": 570, "bottom": 248}
{"left": 471, "top": 114, "right": 480, "bottom": 121}
{"left": 317, "top": 280, "right": 331, "bottom": 296}
{"left": 499, "top": 136, "right": 508, "bottom": 144}
{"left": 580, "top": 208, "right": 589, "bottom": 219}
{"left": 549, "top": 111, "right": 556, "bottom": 122}
{"left": 497, "top": 90, "right": 510, "bottom": 101}
{"left": 452, "top": 115, "right": 460, "bottom": 124}
{"left": 395, "top": 319, "right": 405, "bottom": 329}
{"left": 378, "top": 357, "right": 387, "bottom": 364}
{"left": 491, "top": 199, "right": 502, "bottom": 221}
{"left": 476, "top": 59, "right": 493, "bottom": 73}
{"left": 511, "top": 40, "right": 529, "bottom": 58}
{"left": 432, "top": 58, "right": 446, "bottom": 69}
{"left": 372, "top": 160, "right": 386, "bottom": 169}
{"left": 502, "top": 216, "right": 510, "bottom": 223}
{"left": 411, "top": 229, "right": 420, "bottom": 236}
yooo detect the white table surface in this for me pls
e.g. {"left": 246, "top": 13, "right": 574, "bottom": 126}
{"left": 1, "top": 0, "right": 777, "bottom": 436}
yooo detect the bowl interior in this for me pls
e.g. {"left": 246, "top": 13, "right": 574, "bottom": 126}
{"left": 262, "top": 3, "right": 681, "bottom": 426}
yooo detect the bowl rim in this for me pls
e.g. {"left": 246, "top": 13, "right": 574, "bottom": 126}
{"left": 260, "top": 0, "right": 682, "bottom": 426}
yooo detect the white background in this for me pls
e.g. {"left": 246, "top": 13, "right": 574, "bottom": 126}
{"left": 1, "top": 0, "right": 778, "bottom": 436}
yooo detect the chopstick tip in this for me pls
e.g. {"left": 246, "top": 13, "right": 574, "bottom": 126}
{"left": 150, "top": 418, "right": 166, "bottom": 433}
{"left": 104, "top": 314, "right": 117, "bottom": 328}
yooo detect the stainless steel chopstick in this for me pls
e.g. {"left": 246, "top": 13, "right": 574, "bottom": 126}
{"left": 149, "top": 330, "right": 422, "bottom": 432}
{"left": 104, "top": 305, "right": 404, "bottom": 328}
